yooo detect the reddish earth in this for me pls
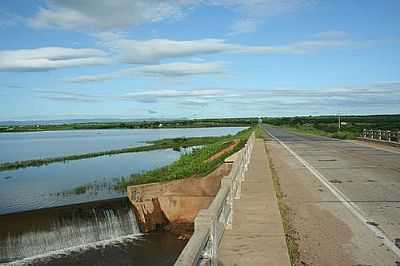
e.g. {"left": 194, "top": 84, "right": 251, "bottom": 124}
{"left": 127, "top": 162, "right": 233, "bottom": 237}
{"left": 206, "top": 139, "right": 239, "bottom": 162}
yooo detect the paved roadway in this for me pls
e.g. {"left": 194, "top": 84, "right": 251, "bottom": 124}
{"left": 262, "top": 125, "right": 400, "bottom": 265}
{"left": 218, "top": 139, "right": 291, "bottom": 266}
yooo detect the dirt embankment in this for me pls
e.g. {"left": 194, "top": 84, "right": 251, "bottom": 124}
{"left": 206, "top": 139, "right": 239, "bottom": 162}
{"left": 127, "top": 152, "right": 235, "bottom": 239}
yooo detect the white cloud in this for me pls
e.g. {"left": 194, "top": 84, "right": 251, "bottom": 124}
{"left": 29, "top": 0, "right": 196, "bottom": 30}
{"left": 113, "top": 38, "right": 233, "bottom": 64}
{"left": 65, "top": 73, "right": 118, "bottom": 83}
{"left": 28, "top": 0, "right": 311, "bottom": 34}
{"left": 65, "top": 62, "right": 226, "bottom": 83}
{"left": 0, "top": 47, "right": 110, "bottom": 71}
{"left": 34, "top": 90, "right": 101, "bottom": 102}
{"left": 101, "top": 32, "right": 355, "bottom": 64}
{"left": 215, "top": 0, "right": 311, "bottom": 35}
{"left": 119, "top": 89, "right": 228, "bottom": 103}
{"left": 135, "top": 62, "right": 225, "bottom": 76}
{"left": 35, "top": 82, "right": 400, "bottom": 115}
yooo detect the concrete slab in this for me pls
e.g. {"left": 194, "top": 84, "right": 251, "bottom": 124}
{"left": 263, "top": 125, "right": 400, "bottom": 265}
{"left": 218, "top": 139, "right": 291, "bottom": 266}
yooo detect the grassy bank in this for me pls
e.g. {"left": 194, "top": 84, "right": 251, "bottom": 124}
{"left": 64, "top": 128, "right": 253, "bottom": 194}
{"left": 114, "top": 127, "right": 253, "bottom": 190}
{"left": 0, "top": 118, "right": 257, "bottom": 133}
{"left": 0, "top": 135, "right": 232, "bottom": 171}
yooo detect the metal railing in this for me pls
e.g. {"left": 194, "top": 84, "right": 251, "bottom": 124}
{"left": 175, "top": 132, "right": 255, "bottom": 266}
{"left": 361, "top": 129, "right": 400, "bottom": 143}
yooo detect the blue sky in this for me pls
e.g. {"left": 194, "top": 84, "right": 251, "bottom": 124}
{"left": 0, "top": 0, "right": 399, "bottom": 120}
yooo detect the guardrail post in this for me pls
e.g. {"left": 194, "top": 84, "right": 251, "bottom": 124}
{"left": 221, "top": 177, "right": 233, "bottom": 230}
{"left": 398, "top": 131, "right": 400, "bottom": 143}
{"left": 387, "top": 130, "right": 391, "bottom": 142}
{"left": 235, "top": 167, "right": 242, "bottom": 199}
{"left": 242, "top": 144, "right": 248, "bottom": 181}
{"left": 378, "top": 130, "right": 382, "bottom": 140}
{"left": 174, "top": 132, "right": 255, "bottom": 266}
{"left": 195, "top": 211, "right": 217, "bottom": 266}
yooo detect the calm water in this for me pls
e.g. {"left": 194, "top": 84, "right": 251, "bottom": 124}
{"left": 0, "top": 127, "right": 246, "bottom": 214}
{"left": 0, "top": 127, "right": 246, "bottom": 163}
{"left": 0, "top": 149, "right": 183, "bottom": 215}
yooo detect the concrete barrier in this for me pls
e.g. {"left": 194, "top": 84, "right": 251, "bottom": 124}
{"left": 175, "top": 132, "right": 255, "bottom": 266}
{"left": 360, "top": 129, "right": 400, "bottom": 147}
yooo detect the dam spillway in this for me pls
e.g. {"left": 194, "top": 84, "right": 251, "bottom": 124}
{"left": 0, "top": 198, "right": 141, "bottom": 264}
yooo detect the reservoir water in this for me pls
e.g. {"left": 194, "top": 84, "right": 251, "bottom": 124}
{"left": 0, "top": 149, "right": 183, "bottom": 215}
{"left": 0, "top": 127, "right": 245, "bottom": 163}
{"left": 0, "top": 127, "right": 245, "bottom": 214}
{"left": 0, "top": 127, "right": 245, "bottom": 264}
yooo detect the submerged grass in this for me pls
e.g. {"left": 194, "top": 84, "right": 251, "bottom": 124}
{"left": 0, "top": 135, "right": 230, "bottom": 171}
{"left": 61, "top": 128, "right": 253, "bottom": 195}
{"left": 113, "top": 128, "right": 253, "bottom": 190}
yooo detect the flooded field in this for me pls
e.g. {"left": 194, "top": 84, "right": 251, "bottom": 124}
{"left": 0, "top": 127, "right": 245, "bottom": 214}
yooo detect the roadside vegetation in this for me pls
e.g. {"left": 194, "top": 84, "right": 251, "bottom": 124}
{"left": 114, "top": 127, "right": 253, "bottom": 190}
{"left": 261, "top": 131, "right": 300, "bottom": 265}
{"left": 63, "top": 128, "right": 253, "bottom": 194}
{"left": 0, "top": 135, "right": 236, "bottom": 171}
{"left": 263, "top": 114, "right": 400, "bottom": 140}
{"left": 0, "top": 118, "right": 258, "bottom": 133}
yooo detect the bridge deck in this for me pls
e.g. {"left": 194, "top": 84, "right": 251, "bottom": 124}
{"left": 218, "top": 139, "right": 291, "bottom": 266}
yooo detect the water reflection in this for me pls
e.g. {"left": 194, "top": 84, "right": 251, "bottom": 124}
{"left": 0, "top": 149, "right": 182, "bottom": 214}
{"left": 0, "top": 127, "right": 246, "bottom": 163}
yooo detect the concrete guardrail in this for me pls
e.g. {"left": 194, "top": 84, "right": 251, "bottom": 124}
{"left": 174, "top": 132, "right": 255, "bottom": 266}
{"left": 361, "top": 129, "right": 400, "bottom": 145}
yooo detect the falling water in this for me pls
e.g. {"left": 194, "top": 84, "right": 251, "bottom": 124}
{"left": 0, "top": 206, "right": 141, "bottom": 263}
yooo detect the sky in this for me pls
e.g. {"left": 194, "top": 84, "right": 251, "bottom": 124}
{"left": 0, "top": 0, "right": 399, "bottom": 121}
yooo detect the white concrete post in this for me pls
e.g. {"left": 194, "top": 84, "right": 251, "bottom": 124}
{"left": 221, "top": 177, "right": 233, "bottom": 230}
{"left": 387, "top": 130, "right": 391, "bottom": 142}
{"left": 235, "top": 168, "right": 242, "bottom": 199}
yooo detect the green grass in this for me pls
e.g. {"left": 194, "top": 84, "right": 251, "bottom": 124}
{"left": 62, "top": 128, "right": 253, "bottom": 194}
{"left": 0, "top": 118, "right": 258, "bottom": 133}
{"left": 113, "top": 127, "right": 253, "bottom": 190}
{"left": 281, "top": 124, "right": 358, "bottom": 139}
{"left": 263, "top": 114, "right": 400, "bottom": 140}
{"left": 0, "top": 135, "right": 233, "bottom": 171}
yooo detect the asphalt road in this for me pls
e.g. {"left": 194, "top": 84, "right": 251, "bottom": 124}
{"left": 262, "top": 124, "right": 400, "bottom": 265}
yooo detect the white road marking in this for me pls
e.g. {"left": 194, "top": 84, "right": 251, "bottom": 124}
{"left": 264, "top": 127, "right": 400, "bottom": 258}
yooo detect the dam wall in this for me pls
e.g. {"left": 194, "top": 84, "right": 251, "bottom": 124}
{"left": 0, "top": 197, "right": 141, "bottom": 263}
{"left": 127, "top": 161, "right": 233, "bottom": 235}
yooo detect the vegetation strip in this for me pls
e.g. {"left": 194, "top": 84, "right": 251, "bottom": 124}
{"left": 0, "top": 118, "right": 257, "bottom": 133}
{"left": 260, "top": 128, "right": 300, "bottom": 265}
{"left": 263, "top": 114, "right": 400, "bottom": 140}
{"left": 66, "top": 128, "right": 253, "bottom": 194}
{"left": 0, "top": 135, "right": 232, "bottom": 171}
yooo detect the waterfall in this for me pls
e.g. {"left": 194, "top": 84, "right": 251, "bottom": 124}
{"left": 0, "top": 207, "right": 141, "bottom": 263}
